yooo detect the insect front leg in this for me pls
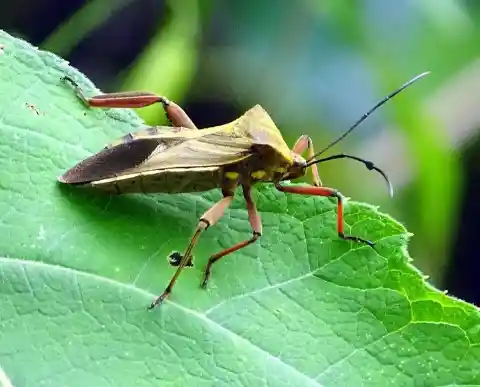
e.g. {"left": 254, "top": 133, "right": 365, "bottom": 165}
{"left": 61, "top": 76, "right": 197, "bottom": 129}
{"left": 201, "top": 185, "right": 262, "bottom": 288}
{"left": 148, "top": 191, "right": 235, "bottom": 309}
{"left": 292, "top": 135, "right": 321, "bottom": 186}
{"left": 275, "top": 183, "right": 374, "bottom": 247}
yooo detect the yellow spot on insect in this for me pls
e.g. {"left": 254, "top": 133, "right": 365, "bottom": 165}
{"left": 225, "top": 172, "right": 239, "bottom": 180}
{"left": 251, "top": 170, "right": 267, "bottom": 179}
{"left": 274, "top": 167, "right": 286, "bottom": 173}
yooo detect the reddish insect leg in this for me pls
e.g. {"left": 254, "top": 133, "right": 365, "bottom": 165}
{"left": 61, "top": 76, "right": 197, "bottom": 129}
{"left": 292, "top": 135, "right": 321, "bottom": 186}
{"left": 275, "top": 183, "right": 374, "bottom": 246}
{"left": 148, "top": 193, "right": 235, "bottom": 309}
{"left": 201, "top": 185, "right": 262, "bottom": 288}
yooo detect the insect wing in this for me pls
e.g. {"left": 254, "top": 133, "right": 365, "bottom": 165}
{"left": 130, "top": 125, "right": 254, "bottom": 174}
{"left": 237, "top": 105, "right": 292, "bottom": 162}
{"left": 59, "top": 123, "right": 254, "bottom": 184}
{"left": 59, "top": 138, "right": 161, "bottom": 184}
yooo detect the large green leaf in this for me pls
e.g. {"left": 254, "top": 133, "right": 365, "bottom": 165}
{"left": 0, "top": 30, "right": 479, "bottom": 387}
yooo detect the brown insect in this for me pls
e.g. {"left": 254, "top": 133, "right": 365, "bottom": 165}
{"left": 58, "top": 72, "right": 429, "bottom": 308}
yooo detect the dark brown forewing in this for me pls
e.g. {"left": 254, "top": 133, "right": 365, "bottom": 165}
{"left": 58, "top": 139, "right": 160, "bottom": 184}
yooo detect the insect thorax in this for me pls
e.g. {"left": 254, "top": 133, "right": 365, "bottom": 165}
{"left": 222, "top": 145, "right": 303, "bottom": 186}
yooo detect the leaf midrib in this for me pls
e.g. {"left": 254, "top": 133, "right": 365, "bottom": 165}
{"left": 0, "top": 256, "right": 323, "bottom": 387}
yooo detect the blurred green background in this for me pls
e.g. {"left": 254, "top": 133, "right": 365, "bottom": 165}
{"left": 2, "top": 0, "right": 480, "bottom": 304}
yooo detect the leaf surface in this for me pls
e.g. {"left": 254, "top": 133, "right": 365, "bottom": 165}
{"left": 0, "top": 30, "right": 479, "bottom": 387}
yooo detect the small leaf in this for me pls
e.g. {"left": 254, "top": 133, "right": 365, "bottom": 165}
{"left": 0, "top": 30, "right": 479, "bottom": 387}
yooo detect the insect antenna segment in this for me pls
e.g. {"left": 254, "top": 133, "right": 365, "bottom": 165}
{"left": 307, "top": 71, "right": 430, "bottom": 160}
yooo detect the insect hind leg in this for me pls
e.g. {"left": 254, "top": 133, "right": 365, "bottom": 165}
{"left": 148, "top": 193, "right": 235, "bottom": 309}
{"left": 61, "top": 76, "right": 197, "bottom": 129}
{"left": 201, "top": 186, "right": 262, "bottom": 288}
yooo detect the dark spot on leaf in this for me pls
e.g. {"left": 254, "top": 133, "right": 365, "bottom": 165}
{"left": 25, "top": 102, "right": 40, "bottom": 115}
{"left": 168, "top": 251, "right": 193, "bottom": 267}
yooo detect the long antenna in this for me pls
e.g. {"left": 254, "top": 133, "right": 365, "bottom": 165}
{"left": 306, "top": 71, "right": 430, "bottom": 162}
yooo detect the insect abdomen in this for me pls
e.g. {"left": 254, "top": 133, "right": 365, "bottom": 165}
{"left": 88, "top": 166, "right": 223, "bottom": 194}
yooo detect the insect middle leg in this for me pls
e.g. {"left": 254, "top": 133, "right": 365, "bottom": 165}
{"left": 275, "top": 183, "right": 374, "bottom": 247}
{"left": 149, "top": 191, "right": 235, "bottom": 309}
{"left": 61, "top": 76, "right": 197, "bottom": 129}
{"left": 292, "top": 135, "right": 321, "bottom": 186}
{"left": 201, "top": 185, "right": 262, "bottom": 288}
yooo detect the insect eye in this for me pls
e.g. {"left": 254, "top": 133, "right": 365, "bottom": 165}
{"left": 294, "top": 159, "right": 306, "bottom": 168}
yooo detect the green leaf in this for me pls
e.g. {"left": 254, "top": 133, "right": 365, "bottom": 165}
{"left": 0, "top": 30, "right": 479, "bottom": 387}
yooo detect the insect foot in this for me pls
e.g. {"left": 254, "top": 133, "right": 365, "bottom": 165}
{"left": 200, "top": 269, "right": 211, "bottom": 289}
{"left": 338, "top": 232, "right": 375, "bottom": 248}
{"left": 148, "top": 288, "right": 171, "bottom": 310}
